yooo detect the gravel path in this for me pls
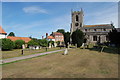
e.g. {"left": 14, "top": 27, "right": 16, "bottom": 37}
{"left": 1, "top": 49, "right": 65, "bottom": 64}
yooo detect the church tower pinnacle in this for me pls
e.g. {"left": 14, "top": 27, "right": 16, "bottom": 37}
{"left": 70, "top": 8, "right": 84, "bottom": 34}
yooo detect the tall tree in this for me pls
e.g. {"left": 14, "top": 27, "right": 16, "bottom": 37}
{"left": 57, "top": 29, "right": 65, "bottom": 35}
{"left": 8, "top": 32, "right": 15, "bottom": 36}
{"left": 71, "top": 29, "right": 84, "bottom": 47}
{"left": 64, "top": 32, "right": 70, "bottom": 48}
{"left": 108, "top": 28, "right": 120, "bottom": 47}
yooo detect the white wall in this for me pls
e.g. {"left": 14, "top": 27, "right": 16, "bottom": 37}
{"left": 48, "top": 39, "right": 55, "bottom": 41}
{"left": 0, "top": 34, "right": 6, "bottom": 39}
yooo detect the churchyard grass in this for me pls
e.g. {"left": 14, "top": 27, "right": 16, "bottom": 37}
{"left": 2, "top": 48, "right": 118, "bottom": 78}
{"left": 2, "top": 47, "right": 64, "bottom": 59}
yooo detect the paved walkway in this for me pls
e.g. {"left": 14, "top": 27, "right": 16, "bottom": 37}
{"left": 0, "top": 49, "right": 65, "bottom": 64}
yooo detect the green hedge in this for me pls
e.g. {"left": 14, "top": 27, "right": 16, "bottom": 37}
{"left": 14, "top": 40, "right": 25, "bottom": 49}
{"left": 27, "top": 40, "right": 39, "bottom": 46}
{"left": 1, "top": 38, "right": 15, "bottom": 50}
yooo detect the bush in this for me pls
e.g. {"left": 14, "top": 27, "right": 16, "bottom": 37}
{"left": 1, "top": 38, "right": 15, "bottom": 50}
{"left": 14, "top": 40, "right": 25, "bottom": 49}
{"left": 28, "top": 40, "right": 39, "bottom": 46}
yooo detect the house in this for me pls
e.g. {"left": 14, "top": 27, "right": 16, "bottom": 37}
{"left": 51, "top": 32, "right": 64, "bottom": 42}
{"left": 47, "top": 36, "right": 55, "bottom": 41}
{"left": 0, "top": 26, "right": 7, "bottom": 39}
{"left": 7, "top": 36, "right": 31, "bottom": 43}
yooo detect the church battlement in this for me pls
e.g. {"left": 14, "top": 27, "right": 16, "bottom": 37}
{"left": 72, "top": 11, "right": 81, "bottom": 13}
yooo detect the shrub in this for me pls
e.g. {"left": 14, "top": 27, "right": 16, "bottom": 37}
{"left": 1, "top": 38, "right": 15, "bottom": 50}
{"left": 14, "top": 40, "right": 25, "bottom": 49}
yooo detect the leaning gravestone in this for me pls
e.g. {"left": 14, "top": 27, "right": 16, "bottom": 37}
{"left": 64, "top": 48, "right": 68, "bottom": 55}
{"left": 68, "top": 42, "right": 70, "bottom": 49}
{"left": 75, "top": 44, "right": 77, "bottom": 48}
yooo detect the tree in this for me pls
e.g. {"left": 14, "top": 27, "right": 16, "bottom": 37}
{"left": 14, "top": 40, "right": 25, "bottom": 49}
{"left": 8, "top": 32, "right": 15, "bottom": 36}
{"left": 28, "top": 40, "right": 39, "bottom": 46}
{"left": 71, "top": 29, "right": 84, "bottom": 47}
{"left": 39, "top": 39, "right": 48, "bottom": 47}
{"left": 48, "top": 41, "right": 54, "bottom": 46}
{"left": 64, "top": 32, "right": 70, "bottom": 48}
{"left": 1, "top": 38, "right": 15, "bottom": 50}
{"left": 57, "top": 29, "right": 65, "bottom": 35}
{"left": 108, "top": 28, "right": 120, "bottom": 47}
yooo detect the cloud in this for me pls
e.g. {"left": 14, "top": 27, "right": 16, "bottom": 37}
{"left": 23, "top": 6, "right": 47, "bottom": 14}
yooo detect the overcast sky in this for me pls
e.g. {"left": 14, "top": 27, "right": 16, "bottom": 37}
{"left": 1, "top": 2, "right": 118, "bottom": 39}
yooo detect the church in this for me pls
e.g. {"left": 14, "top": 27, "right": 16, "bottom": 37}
{"left": 70, "top": 9, "right": 114, "bottom": 44}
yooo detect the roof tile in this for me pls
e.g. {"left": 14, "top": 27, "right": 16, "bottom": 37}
{"left": 0, "top": 26, "right": 7, "bottom": 34}
{"left": 7, "top": 36, "right": 31, "bottom": 43}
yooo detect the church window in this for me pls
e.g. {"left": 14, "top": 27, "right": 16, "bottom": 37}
{"left": 85, "top": 29, "right": 87, "bottom": 31}
{"left": 93, "top": 36, "right": 97, "bottom": 41}
{"left": 104, "top": 29, "right": 106, "bottom": 31}
{"left": 76, "top": 15, "right": 79, "bottom": 21}
{"left": 106, "top": 35, "right": 109, "bottom": 41}
{"left": 94, "top": 29, "right": 96, "bottom": 31}
{"left": 75, "top": 23, "right": 79, "bottom": 26}
{"left": 80, "top": 23, "right": 82, "bottom": 27}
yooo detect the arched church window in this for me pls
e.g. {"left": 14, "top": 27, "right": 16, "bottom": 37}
{"left": 76, "top": 15, "right": 79, "bottom": 21}
{"left": 85, "top": 29, "right": 87, "bottom": 32}
{"left": 93, "top": 36, "right": 97, "bottom": 41}
{"left": 94, "top": 29, "right": 96, "bottom": 31}
{"left": 104, "top": 29, "right": 106, "bottom": 31}
{"left": 80, "top": 23, "right": 82, "bottom": 27}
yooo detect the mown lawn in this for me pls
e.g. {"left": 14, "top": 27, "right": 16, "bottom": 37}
{"left": 2, "top": 47, "right": 63, "bottom": 59}
{"left": 2, "top": 48, "right": 118, "bottom": 78}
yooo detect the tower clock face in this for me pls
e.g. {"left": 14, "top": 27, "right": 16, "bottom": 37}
{"left": 75, "top": 23, "right": 79, "bottom": 26}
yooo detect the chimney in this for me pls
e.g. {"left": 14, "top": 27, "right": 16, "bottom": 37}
{"left": 42, "top": 36, "right": 44, "bottom": 39}
{"left": 46, "top": 33, "right": 48, "bottom": 39}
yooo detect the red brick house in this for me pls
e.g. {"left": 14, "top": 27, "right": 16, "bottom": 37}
{"left": 51, "top": 32, "right": 64, "bottom": 42}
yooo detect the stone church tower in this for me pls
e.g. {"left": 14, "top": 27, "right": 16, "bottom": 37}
{"left": 70, "top": 8, "right": 84, "bottom": 34}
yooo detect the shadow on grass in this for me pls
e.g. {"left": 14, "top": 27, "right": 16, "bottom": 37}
{"left": 87, "top": 46, "right": 120, "bottom": 54}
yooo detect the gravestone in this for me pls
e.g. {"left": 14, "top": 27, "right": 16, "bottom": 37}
{"left": 22, "top": 44, "right": 25, "bottom": 49}
{"left": 49, "top": 43, "right": 51, "bottom": 48}
{"left": 64, "top": 48, "right": 68, "bottom": 55}
{"left": 75, "top": 44, "right": 77, "bottom": 48}
{"left": 36, "top": 46, "right": 39, "bottom": 49}
{"left": 68, "top": 42, "right": 70, "bottom": 49}
{"left": 40, "top": 46, "right": 42, "bottom": 49}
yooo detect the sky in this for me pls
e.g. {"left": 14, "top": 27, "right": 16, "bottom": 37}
{"left": 0, "top": 2, "right": 1, "bottom": 25}
{"left": 2, "top": 2, "right": 118, "bottom": 39}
